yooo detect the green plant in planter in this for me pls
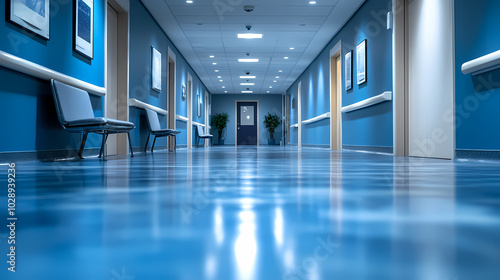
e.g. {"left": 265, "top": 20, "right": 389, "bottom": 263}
{"left": 264, "top": 113, "right": 281, "bottom": 144}
{"left": 211, "top": 113, "right": 230, "bottom": 145}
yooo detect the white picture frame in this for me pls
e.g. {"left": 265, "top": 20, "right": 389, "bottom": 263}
{"left": 74, "top": 0, "right": 94, "bottom": 59}
{"left": 356, "top": 39, "right": 367, "bottom": 85}
{"left": 151, "top": 47, "right": 162, "bottom": 92}
{"left": 345, "top": 50, "right": 353, "bottom": 90}
{"left": 197, "top": 92, "right": 202, "bottom": 117}
{"left": 8, "top": 0, "right": 51, "bottom": 40}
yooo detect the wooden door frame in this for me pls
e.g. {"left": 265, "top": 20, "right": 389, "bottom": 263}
{"left": 235, "top": 100, "right": 259, "bottom": 146}
{"left": 329, "top": 41, "right": 343, "bottom": 150}
{"left": 167, "top": 47, "right": 176, "bottom": 150}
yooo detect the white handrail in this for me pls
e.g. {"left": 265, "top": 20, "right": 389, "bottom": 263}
{"left": 290, "top": 124, "right": 299, "bottom": 128}
{"left": 341, "top": 91, "right": 392, "bottom": 113}
{"left": 129, "top": 98, "right": 168, "bottom": 115}
{"left": 462, "top": 50, "right": 500, "bottom": 75}
{"left": 0, "top": 50, "right": 106, "bottom": 96}
{"left": 176, "top": 115, "right": 209, "bottom": 128}
{"left": 302, "top": 112, "right": 331, "bottom": 125}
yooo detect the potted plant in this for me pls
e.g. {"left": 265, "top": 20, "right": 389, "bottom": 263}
{"left": 263, "top": 113, "right": 281, "bottom": 145}
{"left": 211, "top": 113, "right": 230, "bottom": 145}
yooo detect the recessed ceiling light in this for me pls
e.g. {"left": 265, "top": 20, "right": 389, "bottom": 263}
{"left": 210, "top": 55, "right": 215, "bottom": 58}
{"left": 309, "top": 1, "right": 317, "bottom": 4}
{"left": 278, "top": 70, "right": 283, "bottom": 72}
{"left": 212, "top": 62, "right": 217, "bottom": 65}
{"left": 215, "top": 70, "right": 219, "bottom": 72}
{"left": 186, "top": 0, "right": 193, "bottom": 3}
{"left": 290, "top": 47, "right": 295, "bottom": 50}
{"left": 219, "top": 80, "right": 223, "bottom": 82}
{"left": 284, "top": 57, "right": 289, "bottom": 60}
{"left": 238, "top": 58, "right": 259, "bottom": 63}
{"left": 237, "top": 34, "right": 263, "bottom": 39}
{"left": 269, "top": 86, "right": 273, "bottom": 88}
{"left": 224, "top": 91, "right": 228, "bottom": 93}
{"left": 240, "top": 76, "right": 256, "bottom": 79}
{"left": 217, "top": 76, "right": 221, "bottom": 78}
{"left": 242, "top": 91, "right": 253, "bottom": 93}
{"left": 273, "top": 80, "right": 277, "bottom": 83}
{"left": 222, "top": 86, "right": 226, "bottom": 88}
{"left": 275, "top": 76, "right": 280, "bottom": 79}
{"left": 267, "top": 91, "right": 270, "bottom": 93}
{"left": 240, "top": 83, "right": 255, "bottom": 86}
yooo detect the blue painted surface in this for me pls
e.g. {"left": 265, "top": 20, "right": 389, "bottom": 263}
{"left": 129, "top": 0, "right": 209, "bottom": 149}
{"left": 455, "top": 0, "right": 500, "bottom": 151}
{"left": 287, "top": 0, "right": 393, "bottom": 148}
{"left": 0, "top": 0, "right": 106, "bottom": 153}
{"left": 212, "top": 94, "right": 282, "bottom": 145}
{"left": 2, "top": 147, "right": 500, "bottom": 279}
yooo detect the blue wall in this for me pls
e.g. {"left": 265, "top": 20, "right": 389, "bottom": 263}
{"left": 129, "top": 0, "right": 209, "bottom": 149}
{"left": 455, "top": 0, "right": 500, "bottom": 151}
{"left": 212, "top": 94, "right": 282, "bottom": 145}
{"left": 287, "top": 0, "right": 393, "bottom": 149}
{"left": 0, "top": 0, "right": 106, "bottom": 153}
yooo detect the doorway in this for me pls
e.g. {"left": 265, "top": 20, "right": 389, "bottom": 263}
{"left": 286, "top": 94, "right": 291, "bottom": 145}
{"left": 204, "top": 92, "right": 210, "bottom": 147}
{"left": 330, "top": 42, "right": 342, "bottom": 150}
{"left": 167, "top": 51, "right": 176, "bottom": 151}
{"left": 106, "top": 0, "right": 129, "bottom": 156}
{"left": 187, "top": 73, "right": 193, "bottom": 149}
{"left": 236, "top": 101, "right": 258, "bottom": 145}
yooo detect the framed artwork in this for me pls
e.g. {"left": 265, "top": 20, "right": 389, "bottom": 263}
{"left": 356, "top": 39, "right": 367, "bottom": 85}
{"left": 8, "top": 0, "right": 51, "bottom": 39}
{"left": 345, "top": 50, "right": 353, "bottom": 91}
{"left": 182, "top": 84, "right": 186, "bottom": 101}
{"left": 74, "top": 0, "right": 94, "bottom": 59}
{"left": 197, "top": 92, "right": 202, "bottom": 117}
{"left": 151, "top": 47, "right": 162, "bottom": 92}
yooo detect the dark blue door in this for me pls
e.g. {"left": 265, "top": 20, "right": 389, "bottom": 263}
{"left": 237, "top": 102, "right": 258, "bottom": 145}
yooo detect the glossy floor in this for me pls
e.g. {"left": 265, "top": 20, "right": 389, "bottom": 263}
{"left": 1, "top": 146, "right": 500, "bottom": 280}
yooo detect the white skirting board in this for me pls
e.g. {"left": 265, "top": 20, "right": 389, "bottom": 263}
{"left": 0, "top": 50, "right": 106, "bottom": 96}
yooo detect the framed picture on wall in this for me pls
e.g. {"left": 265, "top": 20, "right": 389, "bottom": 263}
{"left": 182, "top": 84, "right": 186, "bottom": 101}
{"left": 74, "top": 0, "right": 94, "bottom": 59}
{"left": 345, "top": 50, "right": 353, "bottom": 91}
{"left": 8, "top": 0, "right": 51, "bottom": 39}
{"left": 356, "top": 39, "right": 367, "bottom": 85}
{"left": 197, "top": 92, "right": 202, "bottom": 117}
{"left": 151, "top": 47, "right": 162, "bottom": 92}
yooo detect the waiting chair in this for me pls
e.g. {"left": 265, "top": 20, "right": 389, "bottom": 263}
{"left": 51, "top": 79, "right": 135, "bottom": 160}
{"left": 195, "top": 125, "right": 213, "bottom": 148}
{"left": 144, "top": 108, "right": 180, "bottom": 152}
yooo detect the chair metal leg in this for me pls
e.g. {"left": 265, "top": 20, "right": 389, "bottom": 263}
{"left": 78, "top": 131, "right": 89, "bottom": 159}
{"left": 99, "top": 132, "right": 109, "bottom": 160}
{"left": 151, "top": 136, "right": 157, "bottom": 152}
{"left": 144, "top": 133, "right": 150, "bottom": 153}
{"left": 127, "top": 132, "right": 134, "bottom": 157}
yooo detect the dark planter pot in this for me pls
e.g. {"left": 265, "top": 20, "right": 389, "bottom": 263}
{"left": 218, "top": 138, "right": 225, "bottom": 145}
{"left": 268, "top": 139, "right": 276, "bottom": 145}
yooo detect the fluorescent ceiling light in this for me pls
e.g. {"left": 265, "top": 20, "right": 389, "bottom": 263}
{"left": 238, "top": 58, "right": 259, "bottom": 63}
{"left": 240, "top": 76, "right": 256, "bottom": 79}
{"left": 240, "top": 83, "right": 255, "bottom": 86}
{"left": 237, "top": 34, "right": 263, "bottom": 39}
{"left": 242, "top": 91, "right": 253, "bottom": 93}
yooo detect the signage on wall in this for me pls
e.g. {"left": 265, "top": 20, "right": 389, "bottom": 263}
{"left": 74, "top": 0, "right": 94, "bottom": 59}
{"left": 8, "top": 0, "right": 51, "bottom": 39}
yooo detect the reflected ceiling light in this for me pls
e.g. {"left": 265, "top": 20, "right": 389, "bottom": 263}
{"left": 240, "top": 76, "right": 256, "bottom": 79}
{"left": 241, "top": 83, "right": 255, "bottom": 86}
{"left": 238, "top": 58, "right": 259, "bottom": 63}
{"left": 237, "top": 33, "right": 263, "bottom": 39}
{"left": 242, "top": 91, "right": 253, "bottom": 93}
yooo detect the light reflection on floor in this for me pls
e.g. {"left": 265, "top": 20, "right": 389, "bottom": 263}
{"left": 1, "top": 146, "right": 500, "bottom": 280}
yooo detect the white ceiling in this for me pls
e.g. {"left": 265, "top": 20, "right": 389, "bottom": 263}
{"left": 141, "top": 0, "right": 365, "bottom": 94}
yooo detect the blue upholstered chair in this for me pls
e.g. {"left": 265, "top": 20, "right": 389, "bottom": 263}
{"left": 196, "top": 125, "right": 213, "bottom": 148}
{"left": 51, "top": 79, "right": 135, "bottom": 160}
{"left": 144, "top": 108, "right": 180, "bottom": 152}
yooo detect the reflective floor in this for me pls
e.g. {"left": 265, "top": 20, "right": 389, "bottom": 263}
{"left": 1, "top": 146, "right": 500, "bottom": 280}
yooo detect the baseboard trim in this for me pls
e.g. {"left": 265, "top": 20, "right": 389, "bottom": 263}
{"left": 0, "top": 148, "right": 101, "bottom": 162}
{"left": 456, "top": 149, "right": 500, "bottom": 160}
{"left": 343, "top": 145, "right": 393, "bottom": 154}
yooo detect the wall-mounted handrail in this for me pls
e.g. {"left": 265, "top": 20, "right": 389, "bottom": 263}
{"left": 462, "top": 50, "right": 500, "bottom": 75}
{"left": 302, "top": 112, "right": 331, "bottom": 125}
{"left": 290, "top": 112, "right": 331, "bottom": 128}
{"left": 0, "top": 50, "right": 106, "bottom": 96}
{"left": 176, "top": 115, "right": 209, "bottom": 128}
{"left": 341, "top": 91, "right": 392, "bottom": 113}
{"left": 129, "top": 98, "right": 168, "bottom": 115}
